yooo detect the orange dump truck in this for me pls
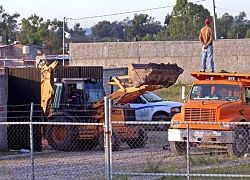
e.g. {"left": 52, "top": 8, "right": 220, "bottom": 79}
{"left": 168, "top": 71, "right": 250, "bottom": 157}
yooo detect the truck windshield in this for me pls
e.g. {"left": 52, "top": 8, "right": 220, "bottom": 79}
{"left": 190, "top": 84, "right": 241, "bottom": 101}
{"left": 142, "top": 92, "right": 163, "bottom": 102}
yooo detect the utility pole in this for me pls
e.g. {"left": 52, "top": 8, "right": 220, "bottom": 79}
{"left": 213, "top": 0, "right": 217, "bottom": 40}
{"left": 63, "top": 17, "right": 65, "bottom": 66}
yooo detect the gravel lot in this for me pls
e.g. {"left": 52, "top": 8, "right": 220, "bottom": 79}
{"left": 0, "top": 131, "right": 172, "bottom": 180}
{"left": 1, "top": 131, "right": 249, "bottom": 180}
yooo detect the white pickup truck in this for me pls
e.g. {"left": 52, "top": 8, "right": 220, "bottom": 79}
{"left": 129, "top": 92, "right": 183, "bottom": 131}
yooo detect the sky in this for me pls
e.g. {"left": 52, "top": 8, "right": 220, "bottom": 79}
{"left": 2, "top": 0, "right": 250, "bottom": 29}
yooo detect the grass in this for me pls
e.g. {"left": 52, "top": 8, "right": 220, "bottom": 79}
{"left": 139, "top": 154, "right": 250, "bottom": 180}
{"left": 153, "top": 83, "right": 192, "bottom": 102}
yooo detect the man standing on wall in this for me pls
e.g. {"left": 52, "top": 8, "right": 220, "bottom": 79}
{"left": 199, "top": 18, "right": 215, "bottom": 72}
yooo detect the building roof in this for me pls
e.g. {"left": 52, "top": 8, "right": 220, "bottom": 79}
{"left": 38, "top": 55, "right": 70, "bottom": 61}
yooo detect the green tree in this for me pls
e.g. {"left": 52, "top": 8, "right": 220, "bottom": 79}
{"left": 141, "top": 34, "right": 155, "bottom": 41}
{"left": 17, "top": 15, "right": 64, "bottom": 54}
{"left": 91, "top": 20, "right": 125, "bottom": 41}
{"left": 155, "top": 27, "right": 172, "bottom": 41}
{"left": 164, "top": 13, "right": 172, "bottom": 26}
{"left": 168, "top": 0, "right": 211, "bottom": 40}
{"left": 227, "top": 23, "right": 249, "bottom": 39}
{"left": 227, "top": 12, "right": 249, "bottom": 39}
{"left": 216, "top": 13, "right": 234, "bottom": 39}
{"left": 125, "top": 13, "right": 162, "bottom": 41}
{"left": 91, "top": 20, "right": 113, "bottom": 39}
{"left": 235, "top": 11, "right": 246, "bottom": 23}
{"left": 18, "top": 14, "right": 51, "bottom": 45}
{"left": 45, "top": 19, "right": 63, "bottom": 54}
{"left": 0, "top": 5, "right": 20, "bottom": 44}
{"left": 68, "top": 23, "right": 86, "bottom": 43}
{"left": 246, "top": 29, "right": 250, "bottom": 38}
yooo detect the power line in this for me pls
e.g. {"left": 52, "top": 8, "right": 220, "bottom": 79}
{"left": 70, "top": 6, "right": 173, "bottom": 20}
{"left": 70, "top": 0, "right": 207, "bottom": 21}
{"left": 216, "top": 7, "right": 250, "bottom": 16}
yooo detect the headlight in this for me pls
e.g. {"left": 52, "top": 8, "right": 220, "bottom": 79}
{"left": 170, "top": 107, "right": 181, "bottom": 113}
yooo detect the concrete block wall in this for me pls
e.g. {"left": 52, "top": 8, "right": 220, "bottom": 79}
{"left": 0, "top": 75, "right": 7, "bottom": 150}
{"left": 70, "top": 39, "right": 250, "bottom": 83}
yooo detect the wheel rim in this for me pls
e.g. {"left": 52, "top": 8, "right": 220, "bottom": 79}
{"left": 51, "top": 125, "right": 67, "bottom": 143}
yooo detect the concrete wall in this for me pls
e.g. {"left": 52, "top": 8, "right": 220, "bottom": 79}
{"left": 70, "top": 39, "right": 250, "bottom": 83}
{"left": 0, "top": 75, "right": 7, "bottom": 150}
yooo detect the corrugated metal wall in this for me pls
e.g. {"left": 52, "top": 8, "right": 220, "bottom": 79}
{"left": 5, "top": 67, "right": 42, "bottom": 151}
{"left": 54, "top": 66, "right": 103, "bottom": 79}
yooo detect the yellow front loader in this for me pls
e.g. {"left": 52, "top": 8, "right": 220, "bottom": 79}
{"left": 40, "top": 62, "right": 183, "bottom": 151}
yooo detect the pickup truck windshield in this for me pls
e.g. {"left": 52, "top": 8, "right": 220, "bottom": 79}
{"left": 190, "top": 84, "right": 241, "bottom": 101}
{"left": 142, "top": 92, "right": 163, "bottom": 102}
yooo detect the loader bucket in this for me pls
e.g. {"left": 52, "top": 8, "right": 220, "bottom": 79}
{"left": 129, "top": 63, "right": 184, "bottom": 87}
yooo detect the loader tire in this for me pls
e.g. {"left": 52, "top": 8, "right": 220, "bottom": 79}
{"left": 78, "top": 139, "right": 98, "bottom": 150}
{"left": 46, "top": 117, "right": 78, "bottom": 151}
{"left": 227, "top": 126, "right": 249, "bottom": 157}
{"left": 99, "top": 129, "right": 121, "bottom": 151}
{"left": 126, "top": 127, "right": 148, "bottom": 148}
{"left": 169, "top": 141, "right": 187, "bottom": 156}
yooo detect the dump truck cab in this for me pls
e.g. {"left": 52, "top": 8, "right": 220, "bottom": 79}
{"left": 168, "top": 71, "right": 250, "bottom": 157}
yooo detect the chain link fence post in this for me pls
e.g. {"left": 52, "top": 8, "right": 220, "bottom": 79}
{"left": 186, "top": 123, "right": 190, "bottom": 180}
{"left": 104, "top": 97, "right": 112, "bottom": 180}
{"left": 29, "top": 102, "right": 35, "bottom": 180}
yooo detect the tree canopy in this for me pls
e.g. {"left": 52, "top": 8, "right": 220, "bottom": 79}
{"left": 0, "top": 5, "right": 20, "bottom": 44}
{"left": 0, "top": 3, "right": 250, "bottom": 55}
{"left": 168, "top": 0, "right": 211, "bottom": 40}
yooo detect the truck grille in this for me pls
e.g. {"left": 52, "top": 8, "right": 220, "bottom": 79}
{"left": 184, "top": 108, "right": 216, "bottom": 122}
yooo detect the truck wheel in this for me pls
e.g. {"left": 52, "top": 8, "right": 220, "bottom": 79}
{"left": 46, "top": 117, "right": 77, "bottom": 151}
{"left": 153, "top": 114, "right": 169, "bottom": 131}
{"left": 227, "top": 126, "right": 249, "bottom": 157}
{"left": 126, "top": 127, "right": 148, "bottom": 148}
{"left": 99, "top": 129, "right": 121, "bottom": 151}
{"left": 169, "top": 141, "right": 187, "bottom": 156}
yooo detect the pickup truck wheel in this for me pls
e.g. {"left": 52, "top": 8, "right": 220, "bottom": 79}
{"left": 126, "top": 127, "right": 148, "bottom": 148}
{"left": 153, "top": 114, "right": 169, "bottom": 131}
{"left": 46, "top": 117, "right": 78, "bottom": 151}
{"left": 227, "top": 126, "right": 249, "bottom": 157}
{"left": 99, "top": 129, "right": 121, "bottom": 151}
{"left": 169, "top": 141, "right": 187, "bottom": 156}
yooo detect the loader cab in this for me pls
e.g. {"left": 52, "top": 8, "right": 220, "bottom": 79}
{"left": 50, "top": 78, "right": 105, "bottom": 111}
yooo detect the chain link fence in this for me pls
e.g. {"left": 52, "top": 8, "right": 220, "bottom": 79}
{"left": 1, "top": 102, "right": 250, "bottom": 180}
